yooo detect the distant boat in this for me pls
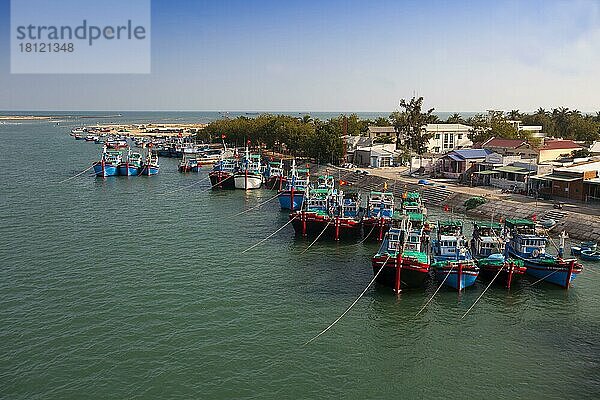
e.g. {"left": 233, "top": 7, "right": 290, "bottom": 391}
{"left": 580, "top": 249, "right": 600, "bottom": 262}
{"left": 178, "top": 154, "right": 199, "bottom": 173}
{"left": 93, "top": 146, "right": 121, "bottom": 177}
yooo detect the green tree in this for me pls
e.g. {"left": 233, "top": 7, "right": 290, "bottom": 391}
{"left": 390, "top": 96, "right": 437, "bottom": 154}
{"left": 446, "top": 113, "right": 464, "bottom": 124}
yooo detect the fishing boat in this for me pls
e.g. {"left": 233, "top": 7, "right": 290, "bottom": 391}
{"left": 470, "top": 221, "right": 526, "bottom": 288}
{"left": 106, "top": 139, "right": 128, "bottom": 150}
{"left": 264, "top": 160, "right": 287, "bottom": 190}
{"left": 92, "top": 146, "right": 121, "bottom": 177}
{"left": 504, "top": 219, "right": 583, "bottom": 288}
{"left": 234, "top": 150, "right": 262, "bottom": 190}
{"left": 140, "top": 149, "right": 160, "bottom": 176}
{"left": 401, "top": 191, "right": 426, "bottom": 216}
{"left": 117, "top": 148, "right": 143, "bottom": 176}
{"left": 362, "top": 191, "right": 395, "bottom": 241}
{"left": 209, "top": 158, "right": 237, "bottom": 189}
{"left": 580, "top": 249, "right": 600, "bottom": 262}
{"left": 178, "top": 154, "right": 199, "bottom": 173}
{"left": 197, "top": 148, "right": 234, "bottom": 166}
{"left": 278, "top": 160, "right": 309, "bottom": 210}
{"left": 431, "top": 220, "right": 479, "bottom": 290}
{"left": 571, "top": 241, "right": 597, "bottom": 256}
{"left": 372, "top": 216, "right": 431, "bottom": 292}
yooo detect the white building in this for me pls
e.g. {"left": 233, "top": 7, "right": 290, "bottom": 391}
{"left": 353, "top": 143, "right": 397, "bottom": 168}
{"left": 366, "top": 126, "right": 397, "bottom": 143}
{"left": 424, "top": 124, "right": 473, "bottom": 154}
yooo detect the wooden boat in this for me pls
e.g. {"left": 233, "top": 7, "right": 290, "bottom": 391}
{"left": 571, "top": 241, "right": 597, "bottom": 256}
{"left": 209, "top": 158, "right": 237, "bottom": 190}
{"left": 505, "top": 219, "right": 583, "bottom": 288}
{"left": 278, "top": 160, "right": 309, "bottom": 210}
{"left": 178, "top": 154, "right": 199, "bottom": 173}
{"left": 92, "top": 146, "right": 121, "bottom": 177}
{"left": 139, "top": 149, "right": 160, "bottom": 176}
{"left": 580, "top": 249, "right": 600, "bottom": 262}
{"left": 372, "top": 216, "right": 431, "bottom": 292}
{"left": 233, "top": 149, "right": 262, "bottom": 190}
{"left": 362, "top": 191, "right": 396, "bottom": 241}
{"left": 117, "top": 148, "right": 143, "bottom": 176}
{"left": 264, "top": 160, "right": 287, "bottom": 190}
{"left": 432, "top": 220, "right": 479, "bottom": 290}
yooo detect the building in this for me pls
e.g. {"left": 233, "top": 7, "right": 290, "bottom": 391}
{"left": 343, "top": 135, "right": 372, "bottom": 163}
{"left": 538, "top": 139, "right": 583, "bottom": 163}
{"left": 366, "top": 126, "right": 397, "bottom": 143}
{"left": 507, "top": 120, "right": 545, "bottom": 138}
{"left": 472, "top": 152, "right": 546, "bottom": 192}
{"left": 424, "top": 124, "right": 473, "bottom": 153}
{"left": 531, "top": 160, "right": 600, "bottom": 202}
{"left": 479, "top": 137, "right": 537, "bottom": 157}
{"left": 436, "top": 148, "right": 491, "bottom": 180}
{"left": 353, "top": 143, "right": 397, "bottom": 168}
{"left": 590, "top": 141, "right": 600, "bottom": 155}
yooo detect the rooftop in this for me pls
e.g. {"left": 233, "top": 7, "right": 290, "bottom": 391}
{"left": 445, "top": 148, "right": 492, "bottom": 160}
{"left": 367, "top": 126, "right": 396, "bottom": 133}
{"left": 541, "top": 139, "right": 583, "bottom": 151}
{"left": 425, "top": 123, "right": 472, "bottom": 132}
{"left": 482, "top": 137, "right": 528, "bottom": 149}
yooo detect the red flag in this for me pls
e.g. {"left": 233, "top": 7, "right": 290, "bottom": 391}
{"left": 339, "top": 180, "right": 347, "bottom": 186}
{"left": 221, "top": 134, "right": 226, "bottom": 139}
{"left": 247, "top": 139, "right": 251, "bottom": 144}
{"left": 531, "top": 214, "right": 537, "bottom": 222}
{"left": 443, "top": 204, "right": 450, "bottom": 212}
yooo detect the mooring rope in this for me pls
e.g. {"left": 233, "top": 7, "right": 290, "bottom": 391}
{"left": 300, "top": 219, "right": 333, "bottom": 255}
{"left": 227, "top": 191, "right": 281, "bottom": 219}
{"left": 159, "top": 174, "right": 211, "bottom": 196}
{"left": 353, "top": 223, "right": 377, "bottom": 246}
{"left": 529, "top": 269, "right": 560, "bottom": 287}
{"left": 415, "top": 265, "right": 455, "bottom": 317}
{"left": 304, "top": 254, "right": 392, "bottom": 345}
{"left": 461, "top": 266, "right": 504, "bottom": 319}
{"left": 241, "top": 215, "right": 298, "bottom": 254}
{"left": 58, "top": 165, "right": 95, "bottom": 184}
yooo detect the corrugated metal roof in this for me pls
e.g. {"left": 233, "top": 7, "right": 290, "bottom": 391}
{"left": 452, "top": 149, "right": 492, "bottom": 159}
{"left": 494, "top": 166, "right": 532, "bottom": 174}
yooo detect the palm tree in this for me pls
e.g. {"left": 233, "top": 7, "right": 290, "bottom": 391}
{"left": 507, "top": 109, "right": 521, "bottom": 120}
{"left": 446, "top": 113, "right": 464, "bottom": 124}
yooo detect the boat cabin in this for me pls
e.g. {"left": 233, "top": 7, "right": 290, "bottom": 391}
{"left": 505, "top": 219, "right": 547, "bottom": 258}
{"left": 367, "top": 191, "right": 395, "bottom": 218}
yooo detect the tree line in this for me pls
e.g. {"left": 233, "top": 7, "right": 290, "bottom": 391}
{"left": 197, "top": 98, "right": 600, "bottom": 164}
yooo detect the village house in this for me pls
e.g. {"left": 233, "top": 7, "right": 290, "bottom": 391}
{"left": 538, "top": 139, "right": 583, "bottom": 163}
{"left": 424, "top": 124, "right": 473, "bottom": 154}
{"left": 472, "top": 152, "right": 551, "bottom": 193}
{"left": 435, "top": 148, "right": 491, "bottom": 180}
{"left": 352, "top": 143, "right": 398, "bottom": 168}
{"left": 531, "top": 159, "right": 600, "bottom": 202}
{"left": 478, "top": 137, "right": 537, "bottom": 158}
{"left": 366, "top": 126, "right": 397, "bottom": 143}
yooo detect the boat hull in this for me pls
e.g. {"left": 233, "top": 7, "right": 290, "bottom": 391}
{"left": 140, "top": 165, "right": 159, "bottom": 176}
{"left": 371, "top": 255, "right": 430, "bottom": 290}
{"left": 209, "top": 171, "right": 235, "bottom": 190}
{"left": 434, "top": 264, "right": 479, "bottom": 290}
{"left": 93, "top": 162, "right": 118, "bottom": 177}
{"left": 362, "top": 217, "right": 392, "bottom": 241}
{"left": 290, "top": 212, "right": 361, "bottom": 240}
{"left": 477, "top": 262, "right": 526, "bottom": 288}
{"left": 234, "top": 173, "right": 262, "bottom": 190}
{"left": 278, "top": 190, "right": 305, "bottom": 210}
{"left": 507, "top": 248, "right": 582, "bottom": 288}
{"left": 117, "top": 164, "right": 140, "bottom": 176}
{"left": 265, "top": 175, "right": 288, "bottom": 190}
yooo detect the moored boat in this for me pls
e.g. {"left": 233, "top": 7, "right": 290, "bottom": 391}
{"left": 372, "top": 216, "right": 431, "bottom": 292}
{"left": 92, "top": 146, "right": 121, "bottom": 177}
{"left": 278, "top": 160, "right": 309, "bottom": 210}
{"left": 505, "top": 219, "right": 583, "bottom": 288}
{"left": 117, "top": 148, "right": 143, "bottom": 176}
{"left": 209, "top": 158, "right": 237, "bottom": 189}
{"left": 362, "top": 190, "right": 395, "bottom": 241}
{"left": 178, "top": 154, "right": 199, "bottom": 173}
{"left": 470, "top": 221, "right": 526, "bottom": 288}
{"left": 431, "top": 220, "right": 479, "bottom": 290}
{"left": 234, "top": 149, "right": 262, "bottom": 190}
{"left": 139, "top": 149, "right": 160, "bottom": 176}
{"left": 580, "top": 249, "right": 600, "bottom": 262}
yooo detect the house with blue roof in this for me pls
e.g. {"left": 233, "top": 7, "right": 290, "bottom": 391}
{"left": 436, "top": 148, "right": 492, "bottom": 180}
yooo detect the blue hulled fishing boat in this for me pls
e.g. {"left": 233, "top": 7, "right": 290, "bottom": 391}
{"left": 140, "top": 149, "right": 160, "bottom": 176}
{"left": 431, "top": 220, "right": 479, "bottom": 290}
{"left": 117, "top": 148, "right": 143, "bottom": 176}
{"left": 93, "top": 146, "right": 121, "bottom": 177}
{"left": 278, "top": 160, "right": 309, "bottom": 210}
{"left": 504, "top": 219, "right": 582, "bottom": 288}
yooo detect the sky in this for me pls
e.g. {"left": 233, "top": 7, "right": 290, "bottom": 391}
{"left": 1, "top": 0, "right": 599, "bottom": 112}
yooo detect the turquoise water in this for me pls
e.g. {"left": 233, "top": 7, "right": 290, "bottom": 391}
{"left": 1, "top": 115, "right": 599, "bottom": 399}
